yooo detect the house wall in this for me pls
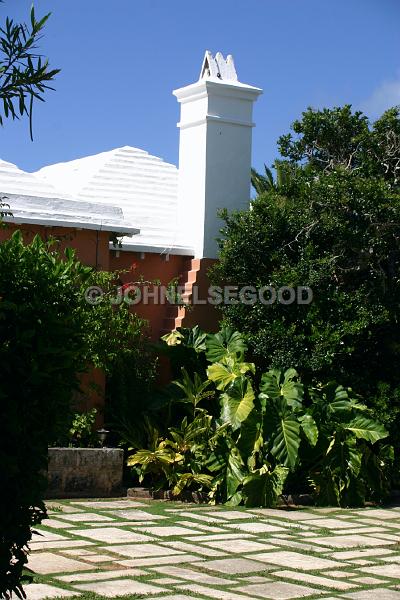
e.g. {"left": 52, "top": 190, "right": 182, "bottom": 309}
{"left": 109, "top": 249, "right": 190, "bottom": 340}
{"left": 0, "top": 223, "right": 110, "bottom": 270}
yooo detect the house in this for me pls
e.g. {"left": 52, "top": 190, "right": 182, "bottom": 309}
{"left": 0, "top": 51, "right": 262, "bottom": 340}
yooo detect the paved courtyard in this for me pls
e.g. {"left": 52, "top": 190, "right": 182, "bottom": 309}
{"left": 24, "top": 499, "right": 400, "bottom": 599}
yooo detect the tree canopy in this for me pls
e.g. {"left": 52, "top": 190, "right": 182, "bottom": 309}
{"left": 211, "top": 105, "right": 400, "bottom": 476}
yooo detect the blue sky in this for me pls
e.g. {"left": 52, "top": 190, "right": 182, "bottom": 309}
{"left": 1, "top": 0, "right": 400, "bottom": 174}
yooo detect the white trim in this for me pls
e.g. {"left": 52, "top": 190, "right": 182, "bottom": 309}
{"left": 4, "top": 215, "right": 139, "bottom": 235}
{"left": 178, "top": 115, "right": 256, "bottom": 130}
{"left": 109, "top": 241, "right": 194, "bottom": 256}
{"left": 3, "top": 193, "right": 140, "bottom": 235}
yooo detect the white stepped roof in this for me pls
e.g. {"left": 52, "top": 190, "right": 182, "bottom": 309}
{"left": 35, "top": 146, "right": 190, "bottom": 254}
{"left": 3, "top": 193, "right": 139, "bottom": 234}
{"left": 0, "top": 158, "right": 64, "bottom": 198}
{"left": 0, "top": 158, "right": 139, "bottom": 235}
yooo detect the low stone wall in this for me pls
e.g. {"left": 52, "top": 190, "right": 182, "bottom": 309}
{"left": 46, "top": 448, "right": 124, "bottom": 499}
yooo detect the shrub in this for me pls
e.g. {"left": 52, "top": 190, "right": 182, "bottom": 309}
{"left": 0, "top": 234, "right": 156, "bottom": 598}
{"left": 128, "top": 326, "right": 392, "bottom": 508}
{"left": 80, "top": 270, "right": 157, "bottom": 449}
{"left": 0, "top": 232, "right": 92, "bottom": 598}
{"left": 67, "top": 408, "right": 99, "bottom": 447}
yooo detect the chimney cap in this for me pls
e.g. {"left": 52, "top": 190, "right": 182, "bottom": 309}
{"left": 199, "top": 50, "right": 238, "bottom": 82}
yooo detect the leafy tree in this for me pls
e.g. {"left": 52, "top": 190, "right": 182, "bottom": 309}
{"left": 211, "top": 106, "right": 400, "bottom": 481}
{"left": 0, "top": 5, "right": 59, "bottom": 138}
{"left": 277, "top": 104, "right": 400, "bottom": 185}
{"left": 277, "top": 105, "right": 370, "bottom": 172}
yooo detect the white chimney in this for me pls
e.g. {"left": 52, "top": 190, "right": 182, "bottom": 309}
{"left": 173, "top": 51, "right": 262, "bottom": 259}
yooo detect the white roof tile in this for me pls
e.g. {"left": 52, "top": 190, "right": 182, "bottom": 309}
{"left": 0, "top": 159, "right": 139, "bottom": 235}
{"left": 34, "top": 146, "right": 190, "bottom": 254}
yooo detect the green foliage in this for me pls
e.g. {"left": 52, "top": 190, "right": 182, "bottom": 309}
{"left": 251, "top": 160, "right": 298, "bottom": 194}
{"left": 211, "top": 105, "right": 400, "bottom": 479}
{"left": 0, "top": 6, "right": 60, "bottom": 139}
{"left": 0, "top": 234, "right": 155, "bottom": 597}
{"left": 67, "top": 409, "right": 98, "bottom": 448}
{"left": 80, "top": 269, "right": 157, "bottom": 450}
{"left": 129, "top": 326, "right": 392, "bottom": 508}
{"left": 277, "top": 104, "right": 400, "bottom": 185}
{"left": 0, "top": 232, "right": 92, "bottom": 599}
{"left": 159, "top": 325, "right": 208, "bottom": 378}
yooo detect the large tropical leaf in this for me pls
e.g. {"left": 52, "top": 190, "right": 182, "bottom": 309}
{"left": 299, "top": 414, "right": 318, "bottom": 446}
{"left": 260, "top": 368, "right": 303, "bottom": 409}
{"left": 345, "top": 416, "right": 389, "bottom": 444}
{"left": 237, "top": 409, "right": 263, "bottom": 465}
{"left": 226, "top": 447, "right": 247, "bottom": 500}
{"left": 242, "top": 465, "right": 289, "bottom": 507}
{"left": 220, "top": 376, "right": 255, "bottom": 430}
{"left": 207, "top": 357, "right": 255, "bottom": 391}
{"left": 205, "top": 327, "right": 247, "bottom": 363}
{"left": 269, "top": 414, "right": 301, "bottom": 469}
{"left": 161, "top": 325, "right": 207, "bottom": 352}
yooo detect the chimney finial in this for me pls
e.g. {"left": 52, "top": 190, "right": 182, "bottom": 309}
{"left": 199, "top": 50, "right": 238, "bottom": 82}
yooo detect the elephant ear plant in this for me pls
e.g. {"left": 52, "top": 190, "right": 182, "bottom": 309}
{"left": 128, "top": 326, "right": 392, "bottom": 507}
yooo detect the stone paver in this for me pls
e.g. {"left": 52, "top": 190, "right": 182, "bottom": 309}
{"left": 310, "top": 534, "right": 392, "bottom": 548}
{"left": 117, "top": 554, "right": 204, "bottom": 567}
{"left": 146, "top": 596, "right": 197, "bottom": 600}
{"left": 56, "top": 512, "right": 115, "bottom": 522}
{"left": 28, "top": 540, "right": 95, "bottom": 551}
{"left": 21, "top": 583, "right": 79, "bottom": 599}
{"left": 178, "top": 583, "right": 264, "bottom": 599}
{"left": 341, "top": 590, "right": 400, "bottom": 599}
{"left": 72, "top": 526, "right": 153, "bottom": 543}
{"left": 249, "top": 550, "right": 341, "bottom": 570}
{"left": 159, "top": 540, "right": 226, "bottom": 556}
{"left": 179, "top": 520, "right": 226, "bottom": 532}
{"left": 74, "top": 579, "right": 166, "bottom": 597}
{"left": 352, "top": 509, "right": 400, "bottom": 520}
{"left": 352, "top": 576, "right": 389, "bottom": 584}
{"left": 192, "top": 557, "right": 268, "bottom": 574}
{"left": 99, "top": 542, "right": 183, "bottom": 558}
{"left": 26, "top": 552, "right": 97, "bottom": 574}
{"left": 152, "top": 565, "right": 233, "bottom": 585}
{"left": 360, "top": 564, "right": 400, "bottom": 578}
{"left": 107, "top": 509, "right": 164, "bottom": 520}
{"left": 202, "top": 538, "right": 277, "bottom": 553}
{"left": 224, "top": 521, "right": 285, "bottom": 533}
{"left": 235, "top": 580, "right": 319, "bottom": 598}
{"left": 249, "top": 509, "right": 325, "bottom": 520}
{"left": 57, "top": 569, "right": 147, "bottom": 582}
{"left": 40, "top": 518, "right": 75, "bottom": 529}
{"left": 329, "top": 548, "right": 395, "bottom": 559}
{"left": 186, "top": 532, "right": 253, "bottom": 541}
{"left": 140, "top": 525, "right": 201, "bottom": 536}
{"left": 271, "top": 569, "right": 358, "bottom": 590}
{"left": 304, "top": 518, "right": 361, "bottom": 529}
{"left": 47, "top": 504, "right": 83, "bottom": 513}
{"left": 264, "top": 536, "right": 330, "bottom": 552}
{"left": 73, "top": 500, "right": 146, "bottom": 509}
{"left": 31, "top": 531, "right": 69, "bottom": 543}
{"left": 204, "top": 510, "right": 253, "bottom": 520}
